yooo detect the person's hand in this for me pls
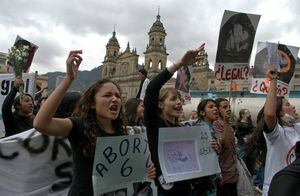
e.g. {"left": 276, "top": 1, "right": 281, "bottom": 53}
{"left": 41, "top": 86, "right": 48, "bottom": 92}
{"left": 223, "top": 111, "right": 231, "bottom": 123}
{"left": 66, "top": 50, "right": 83, "bottom": 81}
{"left": 210, "top": 139, "right": 220, "bottom": 154}
{"left": 147, "top": 163, "right": 156, "bottom": 180}
{"left": 14, "top": 76, "right": 23, "bottom": 88}
{"left": 175, "top": 43, "right": 205, "bottom": 68}
{"left": 266, "top": 66, "right": 279, "bottom": 81}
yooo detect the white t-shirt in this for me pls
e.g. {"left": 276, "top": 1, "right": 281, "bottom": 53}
{"left": 263, "top": 122, "right": 300, "bottom": 196}
{"left": 139, "top": 78, "right": 150, "bottom": 100}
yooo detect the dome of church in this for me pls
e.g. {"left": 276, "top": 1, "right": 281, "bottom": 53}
{"left": 149, "top": 14, "right": 166, "bottom": 34}
{"left": 106, "top": 31, "right": 120, "bottom": 47}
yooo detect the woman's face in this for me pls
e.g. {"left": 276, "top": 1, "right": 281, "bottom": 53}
{"left": 20, "top": 95, "right": 34, "bottom": 115}
{"left": 136, "top": 101, "right": 144, "bottom": 119}
{"left": 190, "top": 111, "right": 198, "bottom": 120}
{"left": 160, "top": 92, "right": 182, "bottom": 121}
{"left": 243, "top": 109, "right": 250, "bottom": 118}
{"left": 281, "top": 98, "right": 297, "bottom": 118}
{"left": 202, "top": 101, "right": 219, "bottom": 123}
{"left": 218, "top": 100, "right": 231, "bottom": 119}
{"left": 92, "top": 83, "right": 122, "bottom": 121}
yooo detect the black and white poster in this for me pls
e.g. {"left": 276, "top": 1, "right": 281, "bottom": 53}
{"left": 215, "top": 10, "right": 260, "bottom": 81}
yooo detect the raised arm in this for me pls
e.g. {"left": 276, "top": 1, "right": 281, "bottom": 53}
{"left": 221, "top": 113, "right": 234, "bottom": 147}
{"left": 2, "top": 77, "right": 22, "bottom": 133}
{"left": 144, "top": 43, "right": 206, "bottom": 125}
{"left": 33, "top": 50, "right": 83, "bottom": 136}
{"left": 264, "top": 68, "right": 278, "bottom": 132}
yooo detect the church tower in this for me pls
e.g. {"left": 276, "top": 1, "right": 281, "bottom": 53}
{"left": 144, "top": 10, "right": 168, "bottom": 78}
{"left": 102, "top": 30, "right": 120, "bottom": 78}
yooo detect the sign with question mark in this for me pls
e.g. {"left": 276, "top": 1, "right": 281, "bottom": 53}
{"left": 215, "top": 10, "right": 261, "bottom": 81}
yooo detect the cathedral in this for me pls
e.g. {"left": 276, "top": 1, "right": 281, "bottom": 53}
{"left": 101, "top": 13, "right": 168, "bottom": 100}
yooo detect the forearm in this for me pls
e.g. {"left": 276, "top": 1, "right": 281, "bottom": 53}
{"left": 167, "top": 61, "right": 181, "bottom": 74}
{"left": 2, "top": 87, "right": 18, "bottom": 113}
{"left": 34, "top": 77, "right": 72, "bottom": 127}
{"left": 264, "top": 79, "right": 277, "bottom": 131}
{"left": 222, "top": 121, "right": 234, "bottom": 147}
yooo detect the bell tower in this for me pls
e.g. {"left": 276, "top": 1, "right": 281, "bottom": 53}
{"left": 102, "top": 29, "right": 120, "bottom": 78}
{"left": 144, "top": 9, "right": 168, "bottom": 78}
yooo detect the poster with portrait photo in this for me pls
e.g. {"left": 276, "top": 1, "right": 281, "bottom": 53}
{"left": 216, "top": 10, "right": 260, "bottom": 63}
{"left": 251, "top": 42, "right": 299, "bottom": 96}
{"left": 175, "top": 65, "right": 197, "bottom": 104}
{"left": 215, "top": 10, "right": 260, "bottom": 81}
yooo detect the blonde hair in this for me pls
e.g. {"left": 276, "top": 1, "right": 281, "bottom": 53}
{"left": 158, "top": 87, "right": 181, "bottom": 126}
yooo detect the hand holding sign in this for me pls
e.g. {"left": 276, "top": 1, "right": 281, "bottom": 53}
{"left": 266, "top": 67, "right": 279, "bottom": 82}
{"left": 147, "top": 162, "right": 156, "bottom": 180}
{"left": 13, "top": 76, "right": 23, "bottom": 88}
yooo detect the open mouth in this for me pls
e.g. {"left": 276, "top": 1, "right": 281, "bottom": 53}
{"left": 109, "top": 105, "right": 119, "bottom": 113}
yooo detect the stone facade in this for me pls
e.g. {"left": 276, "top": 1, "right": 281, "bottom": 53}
{"left": 101, "top": 13, "right": 168, "bottom": 100}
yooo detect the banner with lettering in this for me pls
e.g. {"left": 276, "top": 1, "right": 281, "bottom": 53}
{"left": 215, "top": 10, "right": 260, "bottom": 81}
{"left": 92, "top": 132, "right": 151, "bottom": 195}
{"left": 0, "top": 129, "right": 72, "bottom": 196}
{"left": 0, "top": 73, "right": 36, "bottom": 136}
{"left": 250, "top": 42, "right": 299, "bottom": 96}
{"left": 158, "top": 125, "right": 221, "bottom": 183}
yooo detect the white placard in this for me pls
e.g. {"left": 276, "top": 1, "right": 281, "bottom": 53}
{"left": 92, "top": 132, "right": 151, "bottom": 195}
{"left": 158, "top": 125, "right": 221, "bottom": 183}
{"left": 0, "top": 129, "right": 72, "bottom": 196}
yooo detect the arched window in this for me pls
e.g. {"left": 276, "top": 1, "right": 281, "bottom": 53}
{"left": 112, "top": 68, "right": 116, "bottom": 75}
{"left": 104, "top": 67, "right": 107, "bottom": 76}
{"left": 114, "top": 51, "right": 117, "bottom": 56}
{"left": 158, "top": 60, "right": 162, "bottom": 70}
{"left": 149, "top": 60, "right": 153, "bottom": 68}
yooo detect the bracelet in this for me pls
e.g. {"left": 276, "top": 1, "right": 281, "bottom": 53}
{"left": 173, "top": 63, "right": 181, "bottom": 70}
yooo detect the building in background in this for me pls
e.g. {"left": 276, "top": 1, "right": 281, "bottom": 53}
{"left": 101, "top": 12, "right": 169, "bottom": 100}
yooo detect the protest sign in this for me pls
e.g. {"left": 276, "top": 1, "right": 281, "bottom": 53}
{"left": 175, "top": 65, "right": 198, "bottom": 104}
{"left": 215, "top": 10, "right": 260, "bottom": 81}
{"left": 0, "top": 129, "right": 72, "bottom": 196}
{"left": 250, "top": 42, "right": 299, "bottom": 96}
{"left": 92, "top": 132, "right": 151, "bottom": 195}
{"left": 158, "top": 125, "right": 220, "bottom": 183}
{"left": 0, "top": 73, "right": 36, "bottom": 136}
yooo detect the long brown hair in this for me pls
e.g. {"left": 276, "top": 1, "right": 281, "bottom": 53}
{"left": 74, "top": 79, "right": 124, "bottom": 157}
{"left": 245, "top": 96, "right": 284, "bottom": 166}
{"left": 124, "top": 98, "right": 143, "bottom": 126}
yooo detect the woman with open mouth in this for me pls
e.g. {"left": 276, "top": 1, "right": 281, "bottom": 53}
{"left": 144, "top": 43, "right": 219, "bottom": 195}
{"left": 33, "top": 50, "right": 155, "bottom": 196}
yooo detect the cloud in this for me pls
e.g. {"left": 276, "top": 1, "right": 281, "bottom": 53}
{"left": 0, "top": 0, "right": 299, "bottom": 74}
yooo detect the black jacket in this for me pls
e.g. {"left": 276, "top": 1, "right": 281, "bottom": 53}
{"left": 2, "top": 87, "right": 33, "bottom": 137}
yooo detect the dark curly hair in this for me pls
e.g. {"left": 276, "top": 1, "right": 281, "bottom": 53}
{"left": 74, "top": 79, "right": 124, "bottom": 157}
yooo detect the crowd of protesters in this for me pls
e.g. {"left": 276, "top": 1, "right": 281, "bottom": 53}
{"left": 1, "top": 45, "right": 300, "bottom": 196}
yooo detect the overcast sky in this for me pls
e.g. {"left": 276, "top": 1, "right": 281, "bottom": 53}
{"left": 0, "top": 0, "right": 299, "bottom": 74}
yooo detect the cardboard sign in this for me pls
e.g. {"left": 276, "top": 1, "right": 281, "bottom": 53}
{"left": 0, "top": 129, "right": 72, "bottom": 196}
{"left": 158, "top": 125, "right": 220, "bottom": 183}
{"left": 92, "top": 133, "right": 151, "bottom": 195}
{"left": 251, "top": 42, "right": 299, "bottom": 96}
{"left": 215, "top": 10, "right": 261, "bottom": 81}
